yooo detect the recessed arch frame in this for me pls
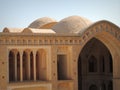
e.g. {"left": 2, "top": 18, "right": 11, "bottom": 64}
{"left": 75, "top": 20, "right": 120, "bottom": 90}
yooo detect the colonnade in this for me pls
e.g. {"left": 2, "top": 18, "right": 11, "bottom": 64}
{"left": 9, "top": 49, "right": 47, "bottom": 82}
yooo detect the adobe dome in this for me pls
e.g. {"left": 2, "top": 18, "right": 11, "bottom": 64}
{"left": 52, "top": 16, "right": 92, "bottom": 34}
{"left": 28, "top": 17, "right": 56, "bottom": 29}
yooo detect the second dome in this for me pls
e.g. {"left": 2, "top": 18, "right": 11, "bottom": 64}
{"left": 28, "top": 17, "right": 56, "bottom": 29}
{"left": 52, "top": 16, "right": 92, "bottom": 34}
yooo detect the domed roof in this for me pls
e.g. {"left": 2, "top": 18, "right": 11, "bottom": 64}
{"left": 28, "top": 17, "right": 56, "bottom": 29}
{"left": 52, "top": 15, "right": 92, "bottom": 33}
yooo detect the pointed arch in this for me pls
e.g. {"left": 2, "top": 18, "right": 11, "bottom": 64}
{"left": 78, "top": 37, "right": 114, "bottom": 90}
{"left": 9, "top": 50, "right": 15, "bottom": 82}
{"left": 77, "top": 21, "right": 120, "bottom": 90}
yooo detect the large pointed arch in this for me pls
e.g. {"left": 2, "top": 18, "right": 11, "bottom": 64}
{"left": 78, "top": 20, "right": 120, "bottom": 78}
{"left": 76, "top": 21, "right": 120, "bottom": 90}
{"left": 78, "top": 37, "right": 113, "bottom": 90}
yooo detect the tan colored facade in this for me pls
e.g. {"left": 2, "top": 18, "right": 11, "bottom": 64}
{"left": 0, "top": 16, "right": 120, "bottom": 90}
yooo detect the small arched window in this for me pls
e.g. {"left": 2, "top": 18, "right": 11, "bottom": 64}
{"left": 89, "top": 85, "right": 98, "bottom": 90}
{"left": 89, "top": 56, "right": 97, "bottom": 72}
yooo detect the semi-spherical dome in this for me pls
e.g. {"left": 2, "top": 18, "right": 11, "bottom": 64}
{"left": 52, "top": 16, "right": 92, "bottom": 33}
{"left": 28, "top": 17, "right": 56, "bottom": 29}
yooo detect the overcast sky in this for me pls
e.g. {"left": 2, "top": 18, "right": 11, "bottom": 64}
{"left": 0, "top": 0, "right": 120, "bottom": 31}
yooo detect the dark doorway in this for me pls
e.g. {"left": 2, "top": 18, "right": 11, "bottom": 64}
{"left": 57, "top": 54, "right": 68, "bottom": 80}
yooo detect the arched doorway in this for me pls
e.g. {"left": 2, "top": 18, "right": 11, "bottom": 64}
{"left": 78, "top": 38, "right": 113, "bottom": 90}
